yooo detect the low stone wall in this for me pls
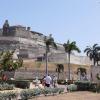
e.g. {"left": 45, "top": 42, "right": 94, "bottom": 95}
{"left": 4, "top": 70, "right": 68, "bottom": 80}
{"left": 3, "top": 71, "right": 15, "bottom": 79}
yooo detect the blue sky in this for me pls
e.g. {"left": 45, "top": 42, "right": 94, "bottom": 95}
{"left": 0, "top": 0, "right": 100, "bottom": 55}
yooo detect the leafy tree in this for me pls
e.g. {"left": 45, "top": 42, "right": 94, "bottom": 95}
{"left": 63, "top": 40, "right": 81, "bottom": 80}
{"left": 12, "top": 58, "right": 23, "bottom": 70}
{"left": 0, "top": 51, "right": 23, "bottom": 71}
{"left": 44, "top": 34, "right": 57, "bottom": 75}
{"left": 96, "top": 73, "right": 100, "bottom": 80}
{"left": 84, "top": 44, "right": 100, "bottom": 66}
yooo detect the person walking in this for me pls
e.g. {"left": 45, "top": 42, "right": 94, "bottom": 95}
{"left": 52, "top": 75, "right": 58, "bottom": 88}
{"left": 44, "top": 74, "right": 52, "bottom": 87}
{"left": 42, "top": 76, "right": 46, "bottom": 87}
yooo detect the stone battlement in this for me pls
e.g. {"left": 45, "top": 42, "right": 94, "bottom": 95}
{"left": 0, "top": 20, "right": 91, "bottom": 65}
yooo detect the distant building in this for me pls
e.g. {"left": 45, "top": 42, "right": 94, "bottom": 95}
{"left": 0, "top": 20, "right": 91, "bottom": 65}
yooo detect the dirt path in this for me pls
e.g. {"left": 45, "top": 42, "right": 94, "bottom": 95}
{"left": 32, "top": 91, "right": 100, "bottom": 100}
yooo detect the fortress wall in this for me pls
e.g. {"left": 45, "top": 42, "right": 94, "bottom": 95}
{"left": 91, "top": 66, "right": 100, "bottom": 83}
{"left": 0, "top": 37, "right": 91, "bottom": 65}
{"left": 0, "top": 29, "right": 2, "bottom": 36}
{"left": 0, "top": 20, "right": 92, "bottom": 66}
{"left": 15, "top": 27, "right": 31, "bottom": 38}
{"left": 48, "top": 53, "right": 67, "bottom": 63}
{"left": 70, "top": 55, "right": 91, "bottom": 65}
{"left": 0, "top": 36, "right": 19, "bottom": 42}
{"left": 48, "top": 53, "right": 91, "bottom": 65}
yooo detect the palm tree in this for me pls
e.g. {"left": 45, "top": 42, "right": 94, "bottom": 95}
{"left": 63, "top": 40, "right": 81, "bottom": 80}
{"left": 96, "top": 52, "right": 100, "bottom": 65}
{"left": 44, "top": 34, "right": 57, "bottom": 75}
{"left": 84, "top": 44, "right": 100, "bottom": 66}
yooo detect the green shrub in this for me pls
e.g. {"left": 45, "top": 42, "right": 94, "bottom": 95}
{"left": 67, "top": 84, "right": 77, "bottom": 91}
{"left": 20, "top": 88, "right": 42, "bottom": 99}
{"left": 6, "top": 80, "right": 30, "bottom": 89}
{"left": 74, "top": 81, "right": 97, "bottom": 91}
{"left": 0, "top": 92, "right": 17, "bottom": 100}
{"left": 0, "top": 84, "right": 3, "bottom": 91}
{"left": 42, "top": 87, "right": 60, "bottom": 96}
{"left": 43, "top": 87, "right": 52, "bottom": 96}
{"left": 20, "top": 89, "right": 33, "bottom": 100}
{"left": 0, "top": 93, "right": 3, "bottom": 100}
{"left": 3, "top": 83, "right": 14, "bottom": 90}
{"left": 32, "top": 88, "right": 41, "bottom": 96}
{"left": 92, "top": 84, "right": 100, "bottom": 93}
{"left": 57, "top": 80, "right": 66, "bottom": 85}
{"left": 89, "top": 83, "right": 97, "bottom": 92}
{"left": 15, "top": 80, "right": 30, "bottom": 89}
{"left": 97, "top": 85, "right": 100, "bottom": 93}
{"left": 67, "top": 80, "right": 74, "bottom": 85}
{"left": 0, "top": 83, "right": 14, "bottom": 91}
{"left": 52, "top": 88, "right": 59, "bottom": 95}
{"left": 20, "top": 87, "right": 65, "bottom": 99}
{"left": 4, "top": 91, "right": 17, "bottom": 99}
{"left": 58, "top": 88, "right": 64, "bottom": 94}
{"left": 75, "top": 81, "right": 90, "bottom": 91}
{"left": 57, "top": 79, "right": 74, "bottom": 85}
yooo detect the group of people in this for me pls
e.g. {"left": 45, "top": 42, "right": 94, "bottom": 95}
{"left": 42, "top": 74, "right": 58, "bottom": 88}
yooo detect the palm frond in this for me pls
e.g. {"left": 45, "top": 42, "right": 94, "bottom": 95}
{"left": 93, "top": 44, "right": 98, "bottom": 49}
{"left": 63, "top": 43, "right": 68, "bottom": 52}
{"left": 67, "top": 40, "right": 70, "bottom": 44}
{"left": 84, "top": 44, "right": 100, "bottom": 66}
{"left": 95, "top": 46, "right": 100, "bottom": 51}
{"left": 0, "top": 51, "right": 3, "bottom": 56}
{"left": 44, "top": 35, "right": 57, "bottom": 52}
{"left": 86, "top": 50, "right": 92, "bottom": 56}
{"left": 52, "top": 42, "right": 57, "bottom": 50}
{"left": 71, "top": 41, "right": 76, "bottom": 45}
{"left": 63, "top": 40, "right": 80, "bottom": 53}
{"left": 74, "top": 47, "right": 81, "bottom": 53}
{"left": 90, "top": 53, "right": 93, "bottom": 60}
{"left": 84, "top": 48, "right": 91, "bottom": 53}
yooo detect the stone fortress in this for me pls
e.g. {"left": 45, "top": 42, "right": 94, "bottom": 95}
{"left": 0, "top": 20, "right": 91, "bottom": 65}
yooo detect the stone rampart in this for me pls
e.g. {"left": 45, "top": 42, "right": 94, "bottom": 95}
{"left": 0, "top": 21, "right": 91, "bottom": 65}
{"left": 91, "top": 66, "right": 100, "bottom": 83}
{"left": 3, "top": 70, "right": 66, "bottom": 80}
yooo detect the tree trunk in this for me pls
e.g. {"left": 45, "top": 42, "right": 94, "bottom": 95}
{"left": 45, "top": 50, "right": 48, "bottom": 76}
{"left": 58, "top": 72, "right": 59, "bottom": 80}
{"left": 68, "top": 53, "right": 70, "bottom": 80}
{"left": 93, "top": 58, "right": 96, "bottom": 66}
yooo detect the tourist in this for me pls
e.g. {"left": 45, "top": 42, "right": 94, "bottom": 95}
{"left": 52, "top": 75, "right": 58, "bottom": 88}
{"left": 44, "top": 74, "right": 52, "bottom": 87}
{"left": 42, "top": 75, "right": 46, "bottom": 87}
{"left": 2, "top": 74, "right": 8, "bottom": 81}
{"left": 33, "top": 76, "right": 40, "bottom": 87}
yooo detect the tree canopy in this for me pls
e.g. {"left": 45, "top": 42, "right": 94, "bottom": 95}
{"left": 0, "top": 51, "right": 23, "bottom": 71}
{"left": 84, "top": 44, "right": 100, "bottom": 66}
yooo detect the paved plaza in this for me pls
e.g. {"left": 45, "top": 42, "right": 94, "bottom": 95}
{"left": 31, "top": 91, "right": 100, "bottom": 100}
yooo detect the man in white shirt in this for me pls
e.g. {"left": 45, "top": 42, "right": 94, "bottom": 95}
{"left": 44, "top": 74, "right": 52, "bottom": 87}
